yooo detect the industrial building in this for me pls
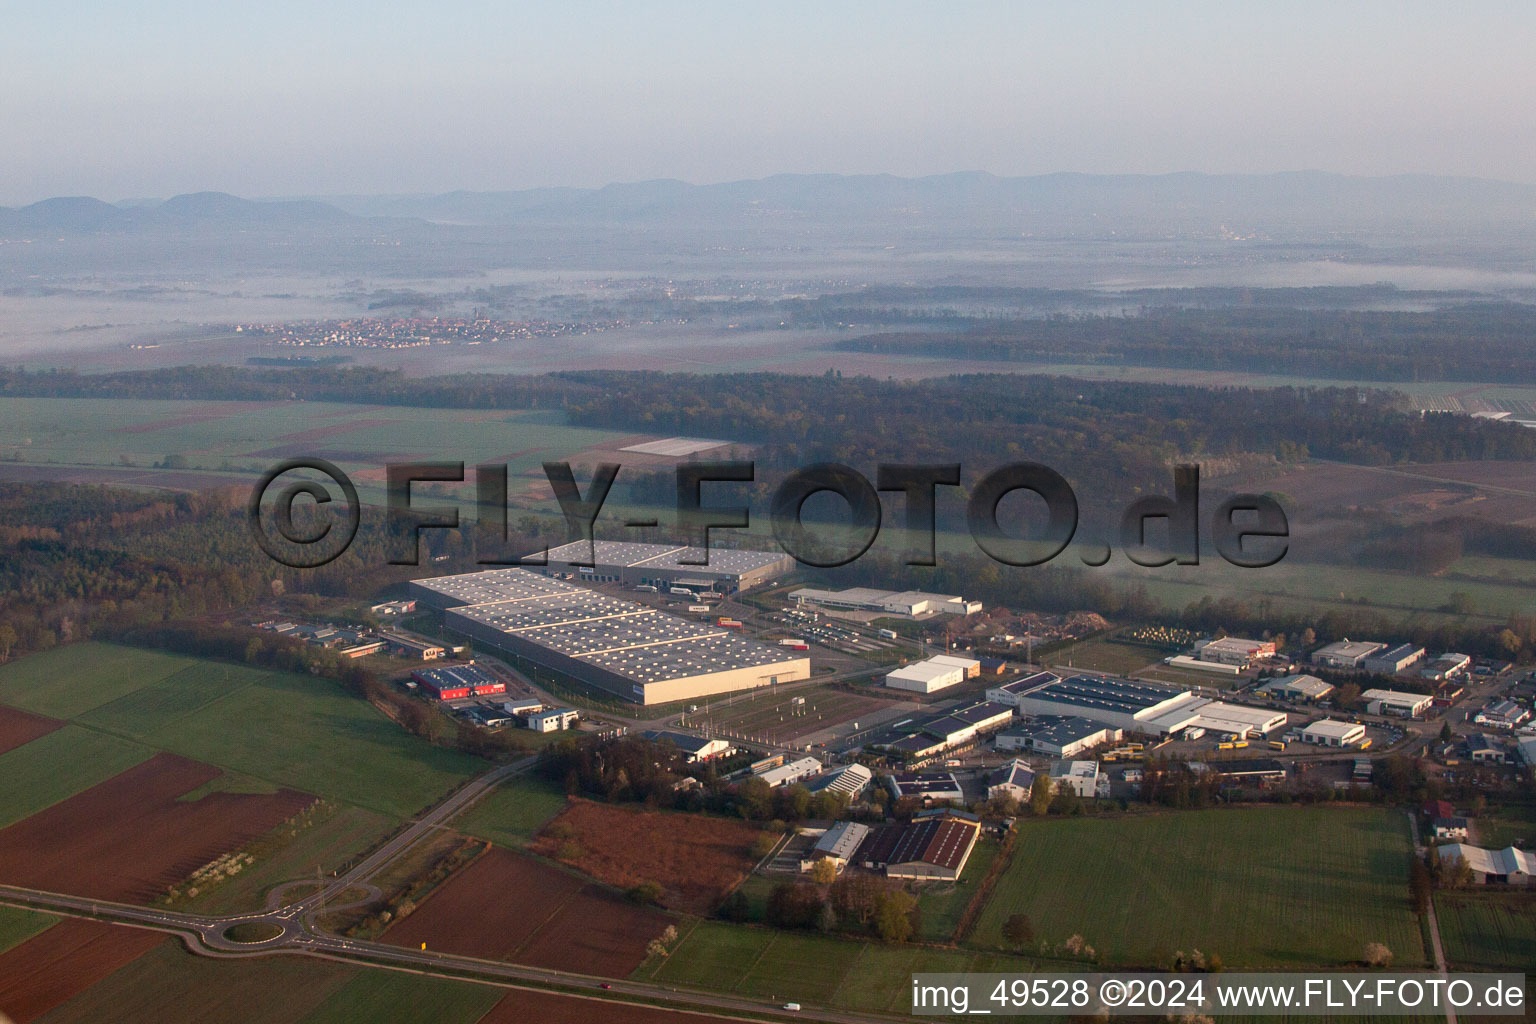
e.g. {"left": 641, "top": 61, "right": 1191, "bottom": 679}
{"left": 527, "top": 707, "right": 580, "bottom": 732}
{"left": 1420, "top": 653, "right": 1472, "bottom": 681}
{"left": 1312, "top": 639, "right": 1386, "bottom": 669}
{"left": 800, "top": 821, "right": 871, "bottom": 873}
{"left": 1474, "top": 700, "right": 1531, "bottom": 730}
{"left": 538, "top": 540, "right": 793, "bottom": 593}
{"left": 986, "top": 760, "right": 1036, "bottom": 801}
{"left": 1255, "top": 674, "right": 1334, "bottom": 702}
{"left": 806, "top": 762, "right": 873, "bottom": 800}
{"left": 1048, "top": 760, "right": 1102, "bottom": 798}
{"left": 919, "top": 700, "right": 1014, "bottom": 746}
{"left": 1466, "top": 734, "right": 1506, "bottom": 763}
{"left": 995, "top": 715, "right": 1121, "bottom": 758}
{"left": 789, "top": 586, "right": 982, "bottom": 618}
{"left": 1201, "top": 758, "right": 1287, "bottom": 786}
{"left": 1363, "top": 644, "right": 1425, "bottom": 675}
{"left": 1003, "top": 674, "right": 1284, "bottom": 738}
{"left": 753, "top": 756, "right": 822, "bottom": 788}
{"left": 640, "top": 730, "right": 733, "bottom": 762}
{"left": 1300, "top": 719, "right": 1366, "bottom": 747}
{"left": 884, "top": 654, "right": 981, "bottom": 694}
{"left": 886, "top": 773, "right": 965, "bottom": 804}
{"left": 1193, "top": 636, "right": 1276, "bottom": 667}
{"left": 410, "top": 568, "right": 809, "bottom": 705}
{"left": 985, "top": 671, "right": 1059, "bottom": 707}
{"left": 1363, "top": 688, "right": 1434, "bottom": 718}
{"left": 411, "top": 665, "right": 506, "bottom": 700}
{"left": 854, "top": 812, "right": 980, "bottom": 880}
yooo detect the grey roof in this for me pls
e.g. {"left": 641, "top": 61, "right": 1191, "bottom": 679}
{"left": 992, "top": 671, "right": 1060, "bottom": 695}
{"left": 641, "top": 729, "right": 717, "bottom": 754}
{"left": 543, "top": 540, "right": 788, "bottom": 575}
{"left": 1022, "top": 675, "right": 1185, "bottom": 715}
{"left": 999, "top": 714, "right": 1112, "bottom": 747}
{"left": 987, "top": 760, "right": 1036, "bottom": 790}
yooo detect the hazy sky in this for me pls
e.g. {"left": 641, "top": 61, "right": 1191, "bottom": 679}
{"left": 5, "top": 1, "right": 1535, "bottom": 203}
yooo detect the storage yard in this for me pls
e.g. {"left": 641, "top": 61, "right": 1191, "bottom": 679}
{"left": 685, "top": 687, "right": 894, "bottom": 747}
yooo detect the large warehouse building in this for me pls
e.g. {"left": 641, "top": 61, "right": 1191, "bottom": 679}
{"left": 536, "top": 540, "right": 793, "bottom": 593}
{"left": 789, "top": 586, "right": 982, "bottom": 618}
{"left": 1006, "top": 674, "right": 1286, "bottom": 738}
{"left": 409, "top": 569, "right": 809, "bottom": 705}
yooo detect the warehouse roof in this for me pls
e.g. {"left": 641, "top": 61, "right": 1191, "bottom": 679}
{"left": 543, "top": 540, "right": 788, "bottom": 574}
{"left": 998, "top": 715, "right": 1112, "bottom": 747}
{"left": 858, "top": 814, "right": 978, "bottom": 871}
{"left": 1022, "top": 675, "right": 1189, "bottom": 716}
{"left": 888, "top": 772, "right": 963, "bottom": 796}
{"left": 1314, "top": 640, "right": 1386, "bottom": 661}
{"left": 1303, "top": 719, "right": 1363, "bottom": 738}
{"left": 1258, "top": 674, "right": 1333, "bottom": 698}
{"left": 413, "top": 664, "right": 498, "bottom": 689}
{"left": 1438, "top": 843, "right": 1536, "bottom": 877}
{"left": 991, "top": 671, "right": 1060, "bottom": 696}
{"left": 812, "top": 821, "right": 871, "bottom": 861}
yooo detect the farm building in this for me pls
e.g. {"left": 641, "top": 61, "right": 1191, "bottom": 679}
{"left": 1474, "top": 700, "right": 1531, "bottom": 730}
{"left": 1363, "top": 689, "right": 1433, "bottom": 718}
{"left": 1432, "top": 817, "right": 1470, "bottom": 840}
{"left": 411, "top": 568, "right": 809, "bottom": 705}
{"left": 527, "top": 707, "right": 580, "bottom": 732}
{"left": 753, "top": 756, "right": 822, "bottom": 788}
{"left": 640, "top": 730, "right": 732, "bottom": 762}
{"left": 1363, "top": 643, "right": 1425, "bottom": 675}
{"left": 411, "top": 664, "right": 506, "bottom": 700}
{"left": 1193, "top": 637, "right": 1276, "bottom": 667}
{"left": 995, "top": 715, "right": 1120, "bottom": 758}
{"left": 1048, "top": 760, "right": 1102, "bottom": 798}
{"left": 1437, "top": 844, "right": 1536, "bottom": 886}
{"left": 1312, "top": 640, "right": 1386, "bottom": 669}
{"left": 985, "top": 670, "right": 1060, "bottom": 707}
{"left": 1300, "top": 719, "right": 1366, "bottom": 747}
{"left": 789, "top": 586, "right": 982, "bottom": 618}
{"left": 799, "top": 821, "right": 871, "bottom": 873}
{"left": 1420, "top": 653, "right": 1472, "bottom": 681}
{"left": 806, "top": 762, "right": 873, "bottom": 800}
{"left": 538, "top": 540, "right": 793, "bottom": 593}
{"left": 1255, "top": 674, "right": 1334, "bottom": 702}
{"left": 854, "top": 812, "right": 980, "bottom": 880}
{"left": 986, "top": 760, "right": 1036, "bottom": 801}
{"left": 884, "top": 655, "right": 980, "bottom": 694}
{"left": 886, "top": 772, "right": 965, "bottom": 804}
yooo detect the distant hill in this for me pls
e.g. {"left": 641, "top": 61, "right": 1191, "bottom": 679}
{"left": 5, "top": 172, "right": 1535, "bottom": 241}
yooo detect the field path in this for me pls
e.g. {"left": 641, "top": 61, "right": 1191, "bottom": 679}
{"left": 1406, "top": 811, "right": 1456, "bottom": 1024}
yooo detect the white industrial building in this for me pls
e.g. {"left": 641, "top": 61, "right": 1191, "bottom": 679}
{"left": 1312, "top": 640, "right": 1386, "bottom": 669}
{"left": 1474, "top": 700, "right": 1531, "bottom": 730}
{"left": 789, "top": 587, "right": 982, "bottom": 618}
{"left": 886, "top": 772, "right": 965, "bottom": 804}
{"left": 641, "top": 730, "right": 733, "bottom": 762}
{"left": 806, "top": 762, "right": 873, "bottom": 800}
{"left": 986, "top": 671, "right": 1060, "bottom": 706}
{"left": 753, "top": 756, "right": 822, "bottom": 788}
{"left": 1363, "top": 688, "right": 1434, "bottom": 718}
{"left": 885, "top": 654, "right": 981, "bottom": 694}
{"left": 1049, "top": 760, "right": 1101, "bottom": 798}
{"left": 1300, "top": 719, "right": 1366, "bottom": 747}
{"left": 527, "top": 707, "right": 580, "bottom": 732}
{"left": 800, "top": 820, "right": 871, "bottom": 873}
{"left": 1193, "top": 637, "right": 1276, "bottom": 667}
{"left": 410, "top": 568, "right": 809, "bottom": 705}
{"left": 540, "top": 540, "right": 794, "bottom": 593}
{"left": 1420, "top": 653, "right": 1472, "bottom": 681}
{"left": 995, "top": 715, "right": 1121, "bottom": 758}
{"left": 1005, "top": 674, "right": 1283, "bottom": 738}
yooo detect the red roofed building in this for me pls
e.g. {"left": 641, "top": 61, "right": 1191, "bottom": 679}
{"left": 853, "top": 811, "right": 981, "bottom": 881}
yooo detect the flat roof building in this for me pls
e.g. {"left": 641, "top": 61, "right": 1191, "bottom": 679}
{"left": 985, "top": 671, "right": 1059, "bottom": 707}
{"left": 753, "top": 756, "right": 822, "bottom": 788}
{"left": 995, "top": 715, "right": 1120, "bottom": 758}
{"left": 801, "top": 821, "right": 871, "bottom": 873}
{"left": 1421, "top": 653, "right": 1472, "bottom": 681}
{"left": 537, "top": 540, "right": 793, "bottom": 592}
{"left": 411, "top": 664, "right": 505, "bottom": 700}
{"left": 1363, "top": 644, "right": 1425, "bottom": 675}
{"left": 1363, "top": 688, "right": 1434, "bottom": 718}
{"left": 1255, "top": 674, "right": 1334, "bottom": 702}
{"left": 1312, "top": 640, "right": 1386, "bottom": 669}
{"left": 1008, "top": 674, "right": 1197, "bottom": 734}
{"left": 885, "top": 655, "right": 980, "bottom": 694}
{"left": 887, "top": 772, "right": 965, "bottom": 804}
{"left": 1300, "top": 719, "right": 1366, "bottom": 747}
{"left": 1194, "top": 637, "right": 1276, "bottom": 667}
{"left": 1474, "top": 700, "right": 1530, "bottom": 730}
{"left": 921, "top": 700, "right": 1015, "bottom": 746}
{"left": 789, "top": 587, "right": 982, "bottom": 618}
{"left": 1049, "top": 760, "right": 1101, "bottom": 799}
{"left": 527, "top": 707, "right": 580, "bottom": 732}
{"left": 410, "top": 568, "right": 809, "bottom": 705}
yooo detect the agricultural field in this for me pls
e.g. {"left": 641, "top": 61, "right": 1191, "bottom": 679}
{"left": 0, "top": 905, "right": 57, "bottom": 956}
{"left": 916, "top": 835, "right": 1002, "bottom": 942}
{"left": 0, "top": 919, "right": 163, "bottom": 1023}
{"left": 532, "top": 799, "right": 761, "bottom": 915}
{"left": 298, "top": 970, "right": 503, "bottom": 1024}
{"left": 382, "top": 846, "right": 672, "bottom": 978}
{"left": 645, "top": 919, "right": 1043, "bottom": 1015}
{"left": 969, "top": 807, "right": 1425, "bottom": 969}
{"left": 690, "top": 686, "right": 892, "bottom": 746}
{"left": 476, "top": 989, "right": 745, "bottom": 1024}
{"left": 1471, "top": 803, "right": 1536, "bottom": 850}
{"left": 34, "top": 936, "right": 355, "bottom": 1024}
{"left": 455, "top": 774, "right": 569, "bottom": 849}
{"left": 0, "top": 706, "right": 61, "bottom": 755}
{"left": 1434, "top": 892, "right": 1536, "bottom": 970}
{"left": 0, "top": 726, "right": 154, "bottom": 827}
{"left": 0, "top": 642, "right": 485, "bottom": 818}
{"left": 0, "top": 397, "right": 640, "bottom": 504}
{"left": 0, "top": 753, "right": 314, "bottom": 902}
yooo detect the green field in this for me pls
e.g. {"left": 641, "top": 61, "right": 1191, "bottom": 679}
{"left": 1472, "top": 803, "right": 1536, "bottom": 850}
{"left": 298, "top": 967, "right": 504, "bottom": 1024}
{"left": 917, "top": 836, "right": 1001, "bottom": 942}
{"left": 0, "top": 724, "right": 152, "bottom": 826}
{"left": 0, "top": 904, "right": 58, "bottom": 955}
{"left": 1434, "top": 892, "right": 1536, "bottom": 969}
{"left": 969, "top": 807, "right": 1425, "bottom": 969}
{"left": 645, "top": 919, "right": 1043, "bottom": 1015}
{"left": 0, "top": 642, "right": 486, "bottom": 819}
{"left": 456, "top": 775, "right": 569, "bottom": 849}
{"left": 1047, "top": 638, "right": 1163, "bottom": 677}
